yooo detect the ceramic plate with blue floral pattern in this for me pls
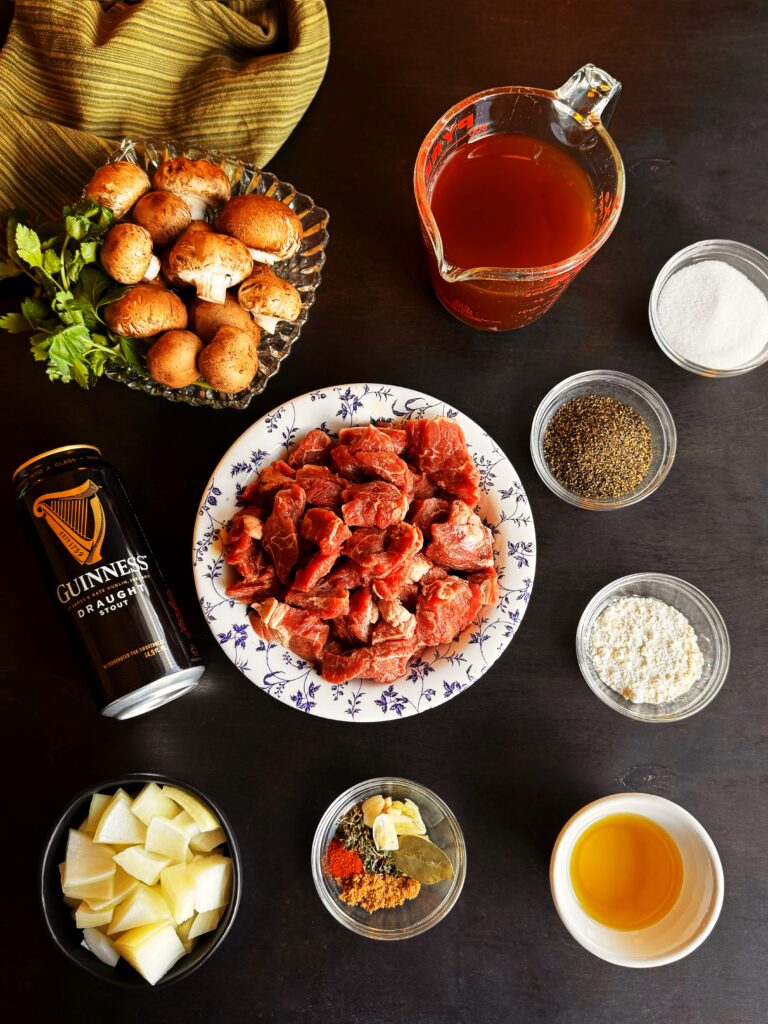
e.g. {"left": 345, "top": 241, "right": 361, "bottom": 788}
{"left": 192, "top": 383, "right": 536, "bottom": 722}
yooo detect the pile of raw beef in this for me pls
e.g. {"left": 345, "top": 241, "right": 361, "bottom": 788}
{"left": 223, "top": 417, "right": 499, "bottom": 683}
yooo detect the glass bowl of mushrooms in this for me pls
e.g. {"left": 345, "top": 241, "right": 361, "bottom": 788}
{"left": 94, "top": 137, "right": 329, "bottom": 410}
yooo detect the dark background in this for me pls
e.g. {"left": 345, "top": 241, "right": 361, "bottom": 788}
{"left": 2, "top": 1, "right": 766, "bottom": 1022}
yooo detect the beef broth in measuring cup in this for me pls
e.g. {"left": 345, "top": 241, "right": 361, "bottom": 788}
{"left": 414, "top": 65, "right": 625, "bottom": 331}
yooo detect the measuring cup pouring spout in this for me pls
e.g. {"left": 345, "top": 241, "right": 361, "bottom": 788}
{"left": 414, "top": 64, "right": 625, "bottom": 330}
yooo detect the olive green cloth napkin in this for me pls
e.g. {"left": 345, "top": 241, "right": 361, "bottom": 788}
{"left": 0, "top": 0, "right": 330, "bottom": 220}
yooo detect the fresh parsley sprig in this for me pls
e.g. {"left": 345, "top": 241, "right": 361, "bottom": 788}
{"left": 0, "top": 200, "right": 144, "bottom": 388}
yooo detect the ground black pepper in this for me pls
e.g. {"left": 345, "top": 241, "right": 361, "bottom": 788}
{"left": 543, "top": 394, "right": 654, "bottom": 499}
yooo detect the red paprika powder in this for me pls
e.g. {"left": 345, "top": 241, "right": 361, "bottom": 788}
{"left": 326, "top": 837, "right": 364, "bottom": 878}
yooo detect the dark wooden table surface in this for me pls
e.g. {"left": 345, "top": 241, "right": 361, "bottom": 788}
{"left": 2, "top": 2, "right": 766, "bottom": 1021}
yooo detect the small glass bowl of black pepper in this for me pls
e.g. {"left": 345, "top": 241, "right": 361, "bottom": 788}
{"left": 530, "top": 370, "right": 677, "bottom": 510}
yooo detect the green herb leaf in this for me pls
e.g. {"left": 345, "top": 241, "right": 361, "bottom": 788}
{"left": 79, "top": 240, "right": 98, "bottom": 264}
{"left": 88, "top": 205, "right": 115, "bottom": 237}
{"left": 15, "top": 224, "right": 44, "bottom": 269}
{"left": 21, "top": 296, "right": 53, "bottom": 328}
{"left": 0, "top": 311, "right": 32, "bottom": 333}
{"left": 42, "top": 249, "right": 62, "bottom": 275}
{"left": 67, "top": 254, "right": 85, "bottom": 284}
{"left": 29, "top": 330, "right": 52, "bottom": 361}
{"left": 4, "top": 208, "right": 25, "bottom": 260}
{"left": 80, "top": 263, "right": 129, "bottom": 311}
{"left": 45, "top": 324, "right": 92, "bottom": 385}
{"left": 88, "top": 344, "right": 111, "bottom": 378}
{"left": 116, "top": 334, "right": 144, "bottom": 369}
{"left": 64, "top": 212, "right": 92, "bottom": 241}
{"left": 4, "top": 201, "right": 139, "bottom": 389}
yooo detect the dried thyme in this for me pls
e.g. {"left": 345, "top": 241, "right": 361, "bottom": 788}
{"left": 543, "top": 394, "right": 653, "bottom": 499}
{"left": 336, "top": 803, "right": 403, "bottom": 877}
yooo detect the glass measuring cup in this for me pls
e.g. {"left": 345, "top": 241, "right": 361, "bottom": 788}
{"left": 414, "top": 65, "right": 625, "bottom": 331}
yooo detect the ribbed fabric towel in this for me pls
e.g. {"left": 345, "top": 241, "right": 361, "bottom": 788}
{"left": 0, "top": 0, "right": 330, "bottom": 218}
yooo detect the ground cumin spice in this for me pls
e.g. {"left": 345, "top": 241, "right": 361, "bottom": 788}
{"left": 336, "top": 871, "right": 421, "bottom": 912}
{"left": 325, "top": 837, "right": 363, "bottom": 878}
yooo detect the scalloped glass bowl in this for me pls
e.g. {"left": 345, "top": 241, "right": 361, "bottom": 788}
{"left": 575, "top": 573, "right": 730, "bottom": 722}
{"left": 104, "top": 138, "right": 329, "bottom": 410}
{"left": 530, "top": 370, "right": 677, "bottom": 510}
{"left": 649, "top": 239, "right": 768, "bottom": 377}
{"left": 311, "top": 777, "right": 466, "bottom": 940}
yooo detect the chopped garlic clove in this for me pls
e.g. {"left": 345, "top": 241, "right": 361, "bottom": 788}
{"left": 372, "top": 812, "right": 399, "bottom": 852}
{"left": 402, "top": 799, "right": 427, "bottom": 835}
{"left": 362, "top": 795, "right": 386, "bottom": 829}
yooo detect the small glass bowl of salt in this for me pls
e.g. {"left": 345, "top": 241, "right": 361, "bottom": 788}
{"left": 649, "top": 239, "right": 768, "bottom": 376}
{"left": 576, "top": 572, "right": 730, "bottom": 722}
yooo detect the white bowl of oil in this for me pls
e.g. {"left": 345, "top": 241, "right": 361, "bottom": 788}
{"left": 550, "top": 792, "right": 724, "bottom": 967}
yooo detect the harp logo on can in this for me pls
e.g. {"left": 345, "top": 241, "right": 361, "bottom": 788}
{"left": 32, "top": 479, "right": 106, "bottom": 565}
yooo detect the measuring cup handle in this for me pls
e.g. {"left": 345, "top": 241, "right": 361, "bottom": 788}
{"left": 555, "top": 64, "right": 622, "bottom": 126}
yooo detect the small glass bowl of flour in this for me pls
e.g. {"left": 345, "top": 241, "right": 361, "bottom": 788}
{"left": 649, "top": 240, "right": 768, "bottom": 376}
{"left": 576, "top": 573, "right": 730, "bottom": 722}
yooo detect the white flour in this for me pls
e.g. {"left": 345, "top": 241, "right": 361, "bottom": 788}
{"left": 588, "top": 595, "right": 704, "bottom": 705}
{"left": 657, "top": 259, "right": 768, "bottom": 369}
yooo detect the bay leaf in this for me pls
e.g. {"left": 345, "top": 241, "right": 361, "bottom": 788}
{"left": 391, "top": 835, "right": 454, "bottom": 885}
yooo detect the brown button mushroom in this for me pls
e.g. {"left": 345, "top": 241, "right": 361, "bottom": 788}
{"left": 158, "top": 247, "right": 185, "bottom": 289}
{"left": 153, "top": 157, "right": 231, "bottom": 221}
{"left": 189, "top": 294, "right": 260, "bottom": 343}
{"left": 84, "top": 161, "right": 151, "bottom": 220}
{"left": 132, "top": 190, "right": 191, "bottom": 246}
{"left": 104, "top": 283, "right": 188, "bottom": 338}
{"left": 167, "top": 230, "right": 253, "bottom": 304}
{"left": 146, "top": 330, "right": 203, "bottom": 388}
{"left": 158, "top": 222, "right": 213, "bottom": 287}
{"left": 238, "top": 266, "right": 302, "bottom": 334}
{"left": 100, "top": 223, "right": 160, "bottom": 285}
{"left": 216, "top": 194, "right": 303, "bottom": 264}
{"left": 199, "top": 326, "right": 259, "bottom": 393}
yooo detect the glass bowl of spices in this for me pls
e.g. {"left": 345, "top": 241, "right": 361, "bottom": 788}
{"left": 530, "top": 369, "right": 676, "bottom": 510}
{"left": 576, "top": 573, "right": 730, "bottom": 722}
{"left": 311, "top": 777, "right": 466, "bottom": 940}
{"left": 649, "top": 240, "right": 768, "bottom": 377}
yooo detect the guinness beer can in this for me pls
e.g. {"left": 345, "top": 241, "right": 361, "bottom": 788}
{"left": 14, "top": 444, "right": 204, "bottom": 719}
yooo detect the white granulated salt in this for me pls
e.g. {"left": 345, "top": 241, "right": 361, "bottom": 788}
{"left": 657, "top": 258, "right": 768, "bottom": 369}
{"left": 588, "top": 595, "right": 703, "bottom": 705}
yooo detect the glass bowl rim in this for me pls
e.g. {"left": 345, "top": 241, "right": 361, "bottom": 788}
{"left": 648, "top": 238, "right": 768, "bottom": 377}
{"left": 529, "top": 369, "right": 677, "bottom": 510}
{"left": 575, "top": 572, "right": 731, "bottom": 722}
{"left": 311, "top": 776, "right": 466, "bottom": 940}
{"left": 39, "top": 772, "right": 242, "bottom": 987}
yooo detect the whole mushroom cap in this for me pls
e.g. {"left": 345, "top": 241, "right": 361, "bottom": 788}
{"left": 199, "top": 325, "right": 259, "bottom": 393}
{"left": 84, "top": 161, "right": 151, "bottom": 220}
{"left": 216, "top": 194, "right": 303, "bottom": 263}
{"left": 100, "top": 223, "right": 158, "bottom": 285}
{"left": 153, "top": 157, "right": 231, "bottom": 220}
{"left": 158, "top": 221, "right": 213, "bottom": 287}
{"left": 168, "top": 230, "right": 253, "bottom": 304}
{"left": 146, "top": 330, "right": 203, "bottom": 389}
{"left": 238, "top": 265, "right": 302, "bottom": 333}
{"left": 132, "top": 190, "right": 191, "bottom": 246}
{"left": 189, "top": 294, "right": 260, "bottom": 343}
{"left": 104, "top": 283, "right": 188, "bottom": 338}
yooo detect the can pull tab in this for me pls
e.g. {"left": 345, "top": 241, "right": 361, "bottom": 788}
{"left": 555, "top": 64, "right": 622, "bottom": 127}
